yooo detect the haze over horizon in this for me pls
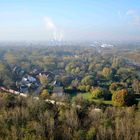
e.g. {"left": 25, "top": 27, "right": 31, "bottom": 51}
{"left": 0, "top": 0, "right": 140, "bottom": 42}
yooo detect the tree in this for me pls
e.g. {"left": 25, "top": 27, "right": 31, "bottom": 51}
{"left": 39, "top": 74, "right": 49, "bottom": 88}
{"left": 61, "top": 76, "right": 73, "bottom": 87}
{"left": 81, "top": 75, "right": 94, "bottom": 86}
{"left": 109, "top": 82, "right": 125, "bottom": 94}
{"left": 73, "top": 94, "right": 88, "bottom": 106}
{"left": 91, "top": 87, "right": 104, "bottom": 99}
{"left": 4, "top": 94, "right": 17, "bottom": 108}
{"left": 112, "top": 89, "right": 136, "bottom": 106}
{"left": 0, "top": 62, "right": 6, "bottom": 85}
{"left": 102, "top": 67, "right": 113, "bottom": 80}
{"left": 71, "top": 79, "right": 79, "bottom": 88}
{"left": 40, "top": 89, "right": 49, "bottom": 99}
{"left": 0, "top": 61, "right": 14, "bottom": 88}
{"left": 4, "top": 52, "right": 19, "bottom": 65}
{"left": 112, "top": 56, "right": 125, "bottom": 68}
{"left": 78, "top": 85, "right": 87, "bottom": 92}
{"left": 132, "top": 79, "right": 140, "bottom": 94}
{"left": 86, "top": 127, "right": 96, "bottom": 140}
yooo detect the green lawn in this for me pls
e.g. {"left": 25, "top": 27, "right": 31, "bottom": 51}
{"left": 80, "top": 92, "right": 92, "bottom": 100}
{"left": 71, "top": 92, "right": 112, "bottom": 105}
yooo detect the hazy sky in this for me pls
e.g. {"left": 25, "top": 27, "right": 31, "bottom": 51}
{"left": 0, "top": 0, "right": 140, "bottom": 41}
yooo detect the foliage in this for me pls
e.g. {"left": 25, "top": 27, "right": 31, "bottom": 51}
{"left": 0, "top": 94, "right": 139, "bottom": 140}
{"left": 40, "top": 89, "right": 49, "bottom": 99}
{"left": 0, "top": 45, "right": 140, "bottom": 139}
{"left": 102, "top": 67, "right": 113, "bottom": 80}
{"left": 91, "top": 87, "right": 105, "bottom": 99}
{"left": 81, "top": 75, "right": 95, "bottom": 86}
{"left": 112, "top": 89, "right": 136, "bottom": 106}
{"left": 109, "top": 82, "right": 126, "bottom": 94}
{"left": 39, "top": 74, "right": 49, "bottom": 88}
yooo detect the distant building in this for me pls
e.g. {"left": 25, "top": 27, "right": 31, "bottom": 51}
{"left": 20, "top": 85, "right": 28, "bottom": 93}
{"left": 53, "top": 86, "right": 64, "bottom": 96}
{"left": 13, "top": 66, "right": 25, "bottom": 76}
{"left": 22, "top": 75, "right": 36, "bottom": 83}
{"left": 101, "top": 44, "right": 114, "bottom": 48}
{"left": 27, "top": 75, "right": 36, "bottom": 83}
{"left": 53, "top": 80, "right": 62, "bottom": 86}
{"left": 20, "top": 75, "right": 39, "bottom": 93}
{"left": 30, "top": 68, "right": 40, "bottom": 75}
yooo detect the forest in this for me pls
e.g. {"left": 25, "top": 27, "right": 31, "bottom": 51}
{"left": 0, "top": 43, "right": 140, "bottom": 139}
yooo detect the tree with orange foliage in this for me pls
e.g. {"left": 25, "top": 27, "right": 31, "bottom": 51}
{"left": 112, "top": 89, "right": 136, "bottom": 106}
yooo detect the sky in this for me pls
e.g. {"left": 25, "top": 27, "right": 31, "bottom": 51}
{"left": 0, "top": 0, "right": 140, "bottom": 42}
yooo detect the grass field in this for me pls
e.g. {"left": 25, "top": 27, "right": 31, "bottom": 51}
{"left": 71, "top": 92, "right": 112, "bottom": 105}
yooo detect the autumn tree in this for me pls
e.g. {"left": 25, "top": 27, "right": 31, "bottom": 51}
{"left": 109, "top": 82, "right": 126, "bottom": 94}
{"left": 102, "top": 67, "right": 113, "bottom": 80}
{"left": 112, "top": 89, "right": 136, "bottom": 106}
{"left": 91, "top": 87, "right": 104, "bottom": 99}
{"left": 39, "top": 74, "right": 49, "bottom": 88}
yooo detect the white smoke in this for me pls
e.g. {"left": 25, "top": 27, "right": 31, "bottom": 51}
{"left": 44, "top": 16, "right": 64, "bottom": 41}
{"left": 101, "top": 44, "right": 114, "bottom": 48}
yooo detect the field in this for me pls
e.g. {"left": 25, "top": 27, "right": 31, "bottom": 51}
{"left": 71, "top": 92, "right": 113, "bottom": 105}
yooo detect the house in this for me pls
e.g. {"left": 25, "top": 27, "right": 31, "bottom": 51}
{"left": 30, "top": 68, "right": 40, "bottom": 75}
{"left": 22, "top": 75, "right": 36, "bottom": 83}
{"left": 20, "top": 75, "right": 39, "bottom": 93}
{"left": 13, "top": 66, "right": 20, "bottom": 74}
{"left": 52, "top": 80, "right": 64, "bottom": 96}
{"left": 13, "top": 66, "right": 25, "bottom": 76}
{"left": 53, "top": 86, "right": 64, "bottom": 96}
{"left": 27, "top": 75, "right": 36, "bottom": 83}
{"left": 20, "top": 85, "right": 28, "bottom": 93}
{"left": 19, "top": 70, "right": 25, "bottom": 76}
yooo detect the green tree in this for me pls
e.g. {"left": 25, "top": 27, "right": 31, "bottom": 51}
{"left": 4, "top": 52, "right": 19, "bottom": 65}
{"left": 91, "top": 87, "right": 104, "bottom": 99}
{"left": 102, "top": 67, "right": 113, "bottom": 80}
{"left": 40, "top": 89, "right": 49, "bottom": 99}
{"left": 81, "top": 75, "right": 94, "bottom": 86}
{"left": 132, "top": 79, "right": 140, "bottom": 94}
{"left": 109, "top": 82, "right": 125, "bottom": 94}
{"left": 0, "top": 61, "right": 14, "bottom": 88}
{"left": 86, "top": 127, "right": 96, "bottom": 140}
